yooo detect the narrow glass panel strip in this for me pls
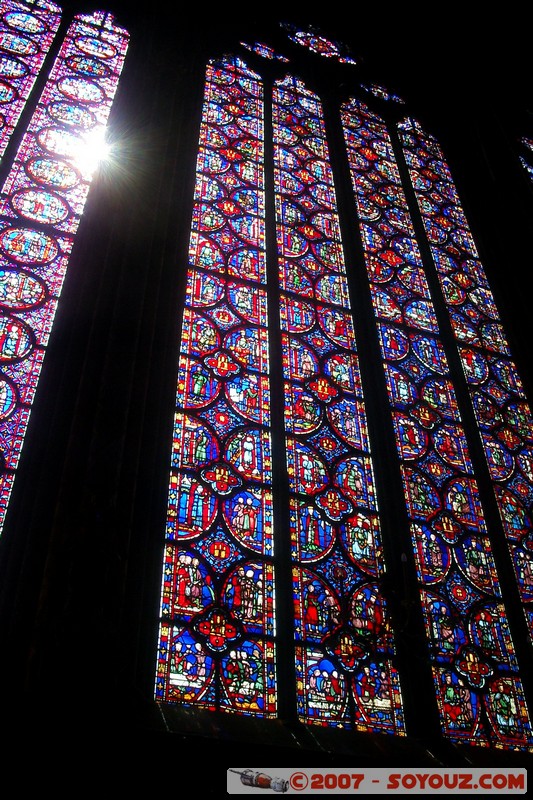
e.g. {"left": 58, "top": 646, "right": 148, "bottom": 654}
{"left": 343, "top": 98, "right": 533, "bottom": 752}
{"left": 519, "top": 137, "right": 533, "bottom": 180}
{"left": 155, "top": 56, "right": 277, "bottom": 717}
{"left": 400, "top": 117, "right": 533, "bottom": 644}
{"left": 0, "top": 0, "right": 62, "bottom": 160}
{"left": 0, "top": 10, "right": 129, "bottom": 534}
{"left": 273, "top": 76, "right": 405, "bottom": 734}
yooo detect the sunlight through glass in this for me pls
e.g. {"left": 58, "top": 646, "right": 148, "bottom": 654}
{"left": 72, "top": 127, "right": 112, "bottom": 177}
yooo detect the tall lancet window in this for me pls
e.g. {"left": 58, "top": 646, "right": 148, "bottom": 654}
{"left": 342, "top": 99, "right": 533, "bottom": 751}
{"left": 400, "top": 118, "right": 533, "bottom": 640}
{"left": 0, "top": 9, "right": 129, "bottom": 534}
{"left": 155, "top": 58, "right": 405, "bottom": 734}
{"left": 154, "top": 56, "right": 278, "bottom": 717}
{"left": 0, "top": 0, "right": 62, "bottom": 160}
{"left": 155, "top": 23, "right": 533, "bottom": 755}
{"left": 272, "top": 76, "right": 404, "bottom": 733}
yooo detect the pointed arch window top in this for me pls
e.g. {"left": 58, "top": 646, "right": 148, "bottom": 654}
{"left": 210, "top": 54, "right": 261, "bottom": 82}
{"left": 278, "top": 73, "right": 315, "bottom": 98}
{"left": 75, "top": 10, "right": 128, "bottom": 36}
{"left": 398, "top": 116, "right": 424, "bottom": 135}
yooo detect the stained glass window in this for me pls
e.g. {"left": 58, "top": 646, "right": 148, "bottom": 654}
{"left": 154, "top": 56, "right": 277, "bottom": 716}
{"left": 399, "top": 117, "right": 533, "bottom": 647}
{"left": 342, "top": 98, "right": 533, "bottom": 751}
{"left": 154, "top": 55, "right": 405, "bottom": 732}
{"left": 155, "top": 24, "right": 533, "bottom": 755}
{"left": 240, "top": 42, "right": 288, "bottom": 63}
{"left": 282, "top": 22, "right": 357, "bottom": 65}
{"left": 519, "top": 137, "right": 533, "bottom": 181}
{"left": 0, "top": 0, "right": 61, "bottom": 161}
{"left": 0, "top": 9, "right": 128, "bottom": 533}
{"left": 360, "top": 83, "right": 405, "bottom": 104}
{"left": 273, "top": 76, "right": 404, "bottom": 733}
